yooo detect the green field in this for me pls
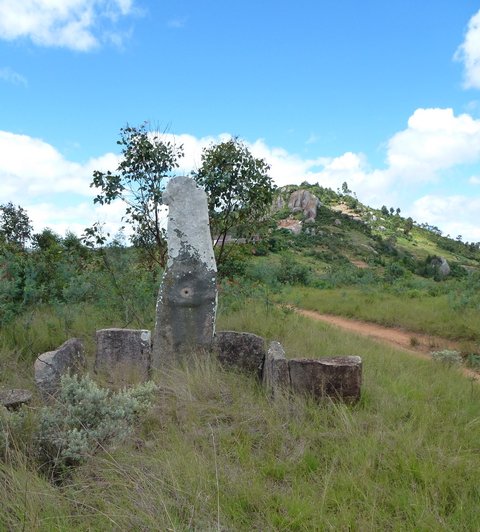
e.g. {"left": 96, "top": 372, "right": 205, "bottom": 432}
{"left": 2, "top": 299, "right": 480, "bottom": 530}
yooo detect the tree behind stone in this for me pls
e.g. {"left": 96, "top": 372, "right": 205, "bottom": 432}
{"left": 89, "top": 123, "right": 184, "bottom": 267}
{"left": 193, "top": 137, "right": 275, "bottom": 265}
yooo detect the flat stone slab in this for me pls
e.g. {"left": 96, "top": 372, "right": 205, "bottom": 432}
{"left": 0, "top": 389, "right": 32, "bottom": 409}
{"left": 262, "top": 341, "right": 290, "bottom": 396}
{"left": 289, "top": 356, "right": 362, "bottom": 403}
{"left": 34, "top": 338, "right": 86, "bottom": 399}
{"left": 95, "top": 328, "right": 151, "bottom": 383}
{"left": 214, "top": 331, "right": 266, "bottom": 378}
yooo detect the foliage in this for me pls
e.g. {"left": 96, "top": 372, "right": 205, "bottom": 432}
{"left": 277, "top": 253, "right": 312, "bottom": 285}
{"left": 89, "top": 123, "right": 184, "bottom": 266}
{"left": 430, "top": 349, "right": 463, "bottom": 366}
{"left": 0, "top": 406, "right": 37, "bottom": 461}
{"left": 0, "top": 226, "right": 159, "bottom": 328}
{"left": 36, "top": 374, "right": 156, "bottom": 475}
{"left": 0, "top": 202, "right": 32, "bottom": 250}
{"left": 193, "top": 137, "right": 275, "bottom": 264}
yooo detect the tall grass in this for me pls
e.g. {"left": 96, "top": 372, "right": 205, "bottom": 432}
{"left": 2, "top": 299, "right": 480, "bottom": 529}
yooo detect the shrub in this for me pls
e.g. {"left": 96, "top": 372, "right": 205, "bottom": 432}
{"left": 277, "top": 254, "right": 312, "bottom": 285}
{"left": 0, "top": 405, "right": 37, "bottom": 461}
{"left": 465, "top": 353, "right": 480, "bottom": 369}
{"left": 430, "top": 350, "right": 462, "bottom": 366}
{"left": 36, "top": 374, "right": 156, "bottom": 475}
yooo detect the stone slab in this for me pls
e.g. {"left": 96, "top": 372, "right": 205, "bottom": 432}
{"left": 34, "top": 338, "right": 86, "bottom": 399}
{"left": 214, "top": 331, "right": 266, "bottom": 378}
{"left": 0, "top": 389, "right": 32, "bottom": 409}
{"left": 95, "top": 328, "right": 151, "bottom": 383}
{"left": 262, "top": 341, "right": 290, "bottom": 396}
{"left": 288, "top": 356, "right": 362, "bottom": 403}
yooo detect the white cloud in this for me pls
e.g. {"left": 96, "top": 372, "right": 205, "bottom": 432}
{"left": 411, "top": 195, "right": 480, "bottom": 241}
{"left": 455, "top": 9, "right": 480, "bottom": 89}
{"left": 0, "top": 131, "right": 119, "bottom": 200}
{"left": 2, "top": 110, "right": 480, "bottom": 242}
{"left": 0, "top": 66, "right": 27, "bottom": 86}
{"left": 0, "top": 0, "right": 135, "bottom": 51}
{"left": 167, "top": 17, "right": 187, "bottom": 29}
{"left": 385, "top": 108, "right": 480, "bottom": 181}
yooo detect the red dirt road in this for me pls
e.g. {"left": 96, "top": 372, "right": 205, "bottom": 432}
{"left": 294, "top": 307, "right": 480, "bottom": 381}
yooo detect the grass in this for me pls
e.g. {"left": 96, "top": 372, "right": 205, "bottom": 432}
{"left": 2, "top": 298, "right": 480, "bottom": 529}
{"left": 278, "top": 284, "right": 480, "bottom": 343}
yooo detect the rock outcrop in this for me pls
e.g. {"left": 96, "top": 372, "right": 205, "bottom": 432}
{"left": 277, "top": 218, "right": 302, "bottom": 235}
{"left": 429, "top": 256, "right": 450, "bottom": 279}
{"left": 287, "top": 189, "right": 321, "bottom": 223}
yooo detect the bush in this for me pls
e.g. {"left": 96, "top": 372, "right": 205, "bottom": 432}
{"left": 0, "top": 405, "right": 37, "bottom": 461}
{"left": 277, "top": 254, "right": 312, "bottom": 285}
{"left": 430, "top": 350, "right": 462, "bottom": 366}
{"left": 36, "top": 374, "right": 156, "bottom": 476}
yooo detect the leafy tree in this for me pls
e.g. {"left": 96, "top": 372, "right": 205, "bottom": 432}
{"left": 89, "top": 123, "right": 184, "bottom": 266}
{"left": 193, "top": 137, "right": 275, "bottom": 264}
{"left": 32, "top": 228, "right": 63, "bottom": 252}
{"left": 381, "top": 205, "right": 389, "bottom": 216}
{"left": 404, "top": 217, "right": 414, "bottom": 235}
{"left": 0, "top": 202, "right": 32, "bottom": 250}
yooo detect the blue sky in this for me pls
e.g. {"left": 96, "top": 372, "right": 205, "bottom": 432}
{"left": 2, "top": 0, "right": 480, "bottom": 241}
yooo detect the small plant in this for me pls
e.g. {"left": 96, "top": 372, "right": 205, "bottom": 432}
{"left": 465, "top": 353, "right": 480, "bottom": 369}
{"left": 0, "top": 405, "right": 37, "bottom": 461}
{"left": 36, "top": 374, "right": 156, "bottom": 475}
{"left": 410, "top": 337, "right": 419, "bottom": 347}
{"left": 430, "top": 349, "right": 462, "bottom": 366}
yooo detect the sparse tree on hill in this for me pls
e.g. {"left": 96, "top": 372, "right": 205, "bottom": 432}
{"left": 341, "top": 181, "right": 352, "bottom": 195}
{"left": 404, "top": 217, "right": 414, "bottom": 235}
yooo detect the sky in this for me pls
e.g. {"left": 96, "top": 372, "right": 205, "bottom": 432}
{"left": 2, "top": 0, "right": 480, "bottom": 242}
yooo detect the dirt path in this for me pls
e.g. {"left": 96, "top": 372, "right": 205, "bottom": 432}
{"left": 293, "top": 307, "right": 480, "bottom": 381}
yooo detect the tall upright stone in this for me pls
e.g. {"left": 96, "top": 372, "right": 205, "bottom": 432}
{"left": 152, "top": 176, "right": 217, "bottom": 368}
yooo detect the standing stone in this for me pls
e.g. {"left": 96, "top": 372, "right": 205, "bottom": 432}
{"left": 289, "top": 356, "right": 362, "bottom": 403}
{"left": 213, "top": 331, "right": 266, "bottom": 378}
{"left": 152, "top": 176, "right": 217, "bottom": 368}
{"left": 95, "top": 328, "right": 151, "bottom": 383}
{"left": 34, "top": 338, "right": 86, "bottom": 399}
{"left": 262, "top": 341, "right": 290, "bottom": 397}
